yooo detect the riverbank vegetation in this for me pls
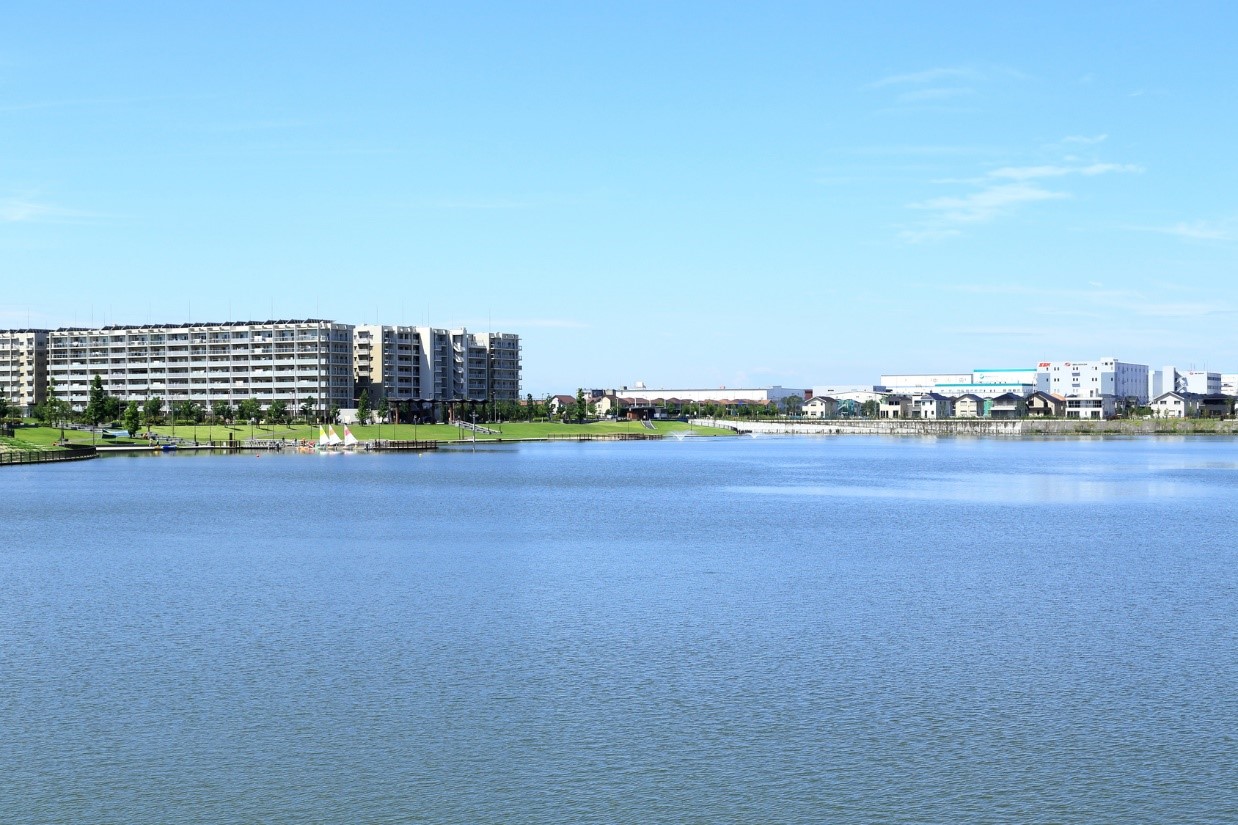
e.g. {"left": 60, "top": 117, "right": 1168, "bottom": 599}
{"left": 3, "top": 419, "right": 735, "bottom": 448}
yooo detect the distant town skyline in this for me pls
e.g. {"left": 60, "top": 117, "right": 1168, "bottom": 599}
{"left": 3, "top": 3, "right": 1237, "bottom": 394}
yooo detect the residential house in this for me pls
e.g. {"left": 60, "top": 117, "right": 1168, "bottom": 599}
{"left": 1200, "top": 394, "right": 1232, "bottom": 418}
{"left": 548, "top": 394, "right": 578, "bottom": 418}
{"left": 953, "top": 393, "right": 985, "bottom": 419}
{"left": 1026, "top": 391, "right": 1066, "bottom": 418}
{"left": 916, "top": 392, "right": 954, "bottom": 420}
{"left": 803, "top": 396, "right": 838, "bottom": 419}
{"left": 879, "top": 395, "right": 912, "bottom": 419}
{"left": 989, "top": 392, "right": 1027, "bottom": 419}
{"left": 1151, "top": 391, "right": 1201, "bottom": 418}
{"left": 1063, "top": 396, "right": 1114, "bottom": 419}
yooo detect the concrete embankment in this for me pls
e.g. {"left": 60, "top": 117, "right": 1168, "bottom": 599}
{"left": 692, "top": 418, "right": 1238, "bottom": 436}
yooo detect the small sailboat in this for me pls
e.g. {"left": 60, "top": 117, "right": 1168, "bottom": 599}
{"left": 317, "top": 425, "right": 330, "bottom": 449}
{"left": 343, "top": 425, "right": 359, "bottom": 449}
{"left": 327, "top": 425, "right": 343, "bottom": 447}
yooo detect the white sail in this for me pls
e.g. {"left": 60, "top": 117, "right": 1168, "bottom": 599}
{"left": 343, "top": 426, "right": 358, "bottom": 447}
{"left": 327, "top": 425, "right": 343, "bottom": 445}
{"left": 318, "top": 426, "right": 329, "bottom": 447}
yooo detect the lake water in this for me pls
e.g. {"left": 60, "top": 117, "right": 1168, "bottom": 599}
{"left": 2, "top": 436, "right": 1235, "bottom": 824}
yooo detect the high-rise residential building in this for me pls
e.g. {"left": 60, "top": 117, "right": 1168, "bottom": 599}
{"left": 353, "top": 326, "right": 521, "bottom": 419}
{"left": 0, "top": 329, "right": 50, "bottom": 415}
{"left": 47, "top": 320, "right": 354, "bottom": 414}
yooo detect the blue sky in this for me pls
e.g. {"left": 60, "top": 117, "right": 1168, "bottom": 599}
{"left": 2, "top": 2, "right": 1236, "bottom": 393}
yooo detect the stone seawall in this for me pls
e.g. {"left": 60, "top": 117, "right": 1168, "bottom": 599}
{"left": 692, "top": 418, "right": 1238, "bottom": 436}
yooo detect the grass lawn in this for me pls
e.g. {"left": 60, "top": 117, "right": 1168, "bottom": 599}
{"left": 150, "top": 419, "right": 736, "bottom": 442}
{"left": 2, "top": 419, "right": 735, "bottom": 450}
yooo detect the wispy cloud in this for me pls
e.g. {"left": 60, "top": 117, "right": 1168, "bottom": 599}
{"left": 988, "top": 162, "right": 1142, "bottom": 180}
{"left": 1063, "top": 134, "right": 1108, "bottom": 145}
{"left": 867, "top": 67, "right": 979, "bottom": 89}
{"left": 910, "top": 183, "right": 1069, "bottom": 225}
{"left": 1134, "top": 302, "right": 1236, "bottom": 318}
{"left": 0, "top": 196, "right": 101, "bottom": 224}
{"left": 897, "top": 87, "right": 975, "bottom": 104}
{"left": 1138, "top": 218, "right": 1236, "bottom": 241}
{"left": 466, "top": 318, "right": 589, "bottom": 330}
{"left": 941, "top": 282, "right": 1237, "bottom": 321}
{"left": 203, "top": 119, "right": 311, "bottom": 133}
{"left": 404, "top": 192, "right": 587, "bottom": 211}
{"left": 897, "top": 228, "right": 962, "bottom": 243}
{"left": 947, "top": 327, "right": 1043, "bottom": 337}
{"left": 898, "top": 147, "right": 1141, "bottom": 241}
{"left": 0, "top": 94, "right": 206, "bottom": 115}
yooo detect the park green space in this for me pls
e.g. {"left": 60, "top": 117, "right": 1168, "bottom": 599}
{"left": 3, "top": 419, "right": 735, "bottom": 450}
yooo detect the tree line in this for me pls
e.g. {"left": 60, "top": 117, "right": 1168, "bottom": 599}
{"left": 28, "top": 375, "right": 340, "bottom": 436}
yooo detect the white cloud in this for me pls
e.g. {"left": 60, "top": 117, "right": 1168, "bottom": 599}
{"left": 867, "top": 67, "right": 978, "bottom": 89}
{"left": 989, "top": 165, "right": 1075, "bottom": 180}
{"left": 896, "top": 153, "right": 1142, "bottom": 240}
{"left": 0, "top": 197, "right": 96, "bottom": 223}
{"left": 910, "top": 183, "right": 1069, "bottom": 224}
{"left": 897, "top": 87, "right": 975, "bottom": 103}
{"left": 1079, "top": 163, "right": 1142, "bottom": 176}
{"left": 1063, "top": 134, "right": 1108, "bottom": 145}
{"left": 1134, "top": 302, "right": 1232, "bottom": 318}
{"left": 898, "top": 228, "right": 963, "bottom": 244}
{"left": 473, "top": 318, "right": 590, "bottom": 329}
{"left": 1155, "top": 222, "right": 1233, "bottom": 241}
{"left": 989, "top": 163, "right": 1141, "bottom": 180}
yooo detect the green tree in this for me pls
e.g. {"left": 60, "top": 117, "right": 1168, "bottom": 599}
{"left": 212, "top": 400, "right": 234, "bottom": 423}
{"left": 266, "top": 399, "right": 289, "bottom": 425}
{"left": 860, "top": 399, "right": 879, "bottom": 418}
{"left": 84, "top": 374, "right": 108, "bottom": 427}
{"left": 781, "top": 395, "right": 803, "bottom": 417}
{"left": 574, "top": 388, "right": 587, "bottom": 423}
{"left": 38, "top": 378, "right": 71, "bottom": 427}
{"left": 102, "top": 394, "right": 122, "bottom": 424}
{"left": 328, "top": 404, "right": 340, "bottom": 424}
{"left": 174, "top": 399, "right": 201, "bottom": 424}
{"left": 236, "top": 397, "right": 262, "bottom": 424}
{"left": 299, "top": 396, "right": 316, "bottom": 423}
{"left": 0, "top": 396, "right": 12, "bottom": 420}
{"left": 123, "top": 401, "right": 141, "bottom": 437}
{"left": 376, "top": 396, "right": 389, "bottom": 424}
{"left": 356, "top": 388, "right": 370, "bottom": 425}
{"left": 142, "top": 396, "right": 164, "bottom": 428}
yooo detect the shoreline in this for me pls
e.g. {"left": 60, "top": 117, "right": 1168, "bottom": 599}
{"left": 698, "top": 418, "right": 1238, "bottom": 437}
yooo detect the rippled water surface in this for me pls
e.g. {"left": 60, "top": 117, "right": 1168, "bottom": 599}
{"left": 2, "top": 436, "right": 1236, "bottom": 823}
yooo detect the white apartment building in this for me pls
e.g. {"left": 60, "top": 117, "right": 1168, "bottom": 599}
{"left": 0, "top": 329, "right": 49, "bottom": 415}
{"left": 1037, "top": 358, "right": 1149, "bottom": 404}
{"left": 353, "top": 326, "right": 521, "bottom": 413}
{"left": 48, "top": 320, "right": 354, "bottom": 414}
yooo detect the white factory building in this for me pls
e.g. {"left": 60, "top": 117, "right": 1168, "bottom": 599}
{"left": 615, "top": 384, "right": 805, "bottom": 404}
{"left": 1036, "top": 358, "right": 1149, "bottom": 404}
{"left": 1149, "top": 367, "right": 1221, "bottom": 399}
